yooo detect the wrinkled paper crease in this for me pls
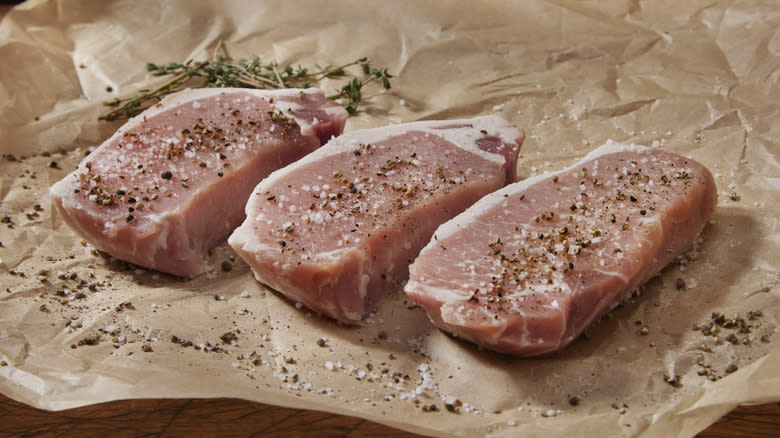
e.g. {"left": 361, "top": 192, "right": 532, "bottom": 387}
{"left": 0, "top": 1, "right": 778, "bottom": 437}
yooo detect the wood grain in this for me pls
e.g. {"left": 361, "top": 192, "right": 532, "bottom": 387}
{"left": 0, "top": 4, "right": 778, "bottom": 438}
{"left": 700, "top": 403, "right": 780, "bottom": 438}
{"left": 0, "top": 394, "right": 419, "bottom": 438}
{"left": 1, "top": 393, "right": 779, "bottom": 438}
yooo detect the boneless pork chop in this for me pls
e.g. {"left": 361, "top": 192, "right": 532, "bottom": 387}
{"left": 404, "top": 141, "right": 717, "bottom": 356}
{"left": 50, "top": 88, "right": 347, "bottom": 278}
{"left": 229, "top": 116, "right": 524, "bottom": 323}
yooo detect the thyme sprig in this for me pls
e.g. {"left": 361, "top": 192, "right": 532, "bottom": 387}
{"left": 100, "top": 54, "right": 392, "bottom": 121}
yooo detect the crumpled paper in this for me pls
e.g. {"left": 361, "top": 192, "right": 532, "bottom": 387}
{"left": 0, "top": 0, "right": 778, "bottom": 437}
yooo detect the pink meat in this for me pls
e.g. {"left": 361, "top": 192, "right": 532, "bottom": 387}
{"left": 50, "top": 88, "right": 347, "bottom": 278}
{"left": 404, "top": 141, "right": 717, "bottom": 357}
{"left": 229, "top": 116, "right": 524, "bottom": 323}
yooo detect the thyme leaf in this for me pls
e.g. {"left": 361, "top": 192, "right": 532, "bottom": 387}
{"left": 100, "top": 50, "right": 392, "bottom": 121}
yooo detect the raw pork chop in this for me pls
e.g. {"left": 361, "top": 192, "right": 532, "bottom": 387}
{"left": 50, "top": 88, "right": 347, "bottom": 278}
{"left": 229, "top": 116, "right": 524, "bottom": 323}
{"left": 404, "top": 141, "right": 717, "bottom": 356}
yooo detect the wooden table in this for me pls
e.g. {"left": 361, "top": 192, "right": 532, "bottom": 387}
{"left": 0, "top": 393, "right": 778, "bottom": 437}
{"left": 0, "top": 3, "right": 778, "bottom": 437}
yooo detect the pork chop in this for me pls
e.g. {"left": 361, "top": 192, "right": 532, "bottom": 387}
{"left": 404, "top": 141, "right": 717, "bottom": 356}
{"left": 50, "top": 88, "right": 348, "bottom": 278}
{"left": 229, "top": 115, "right": 524, "bottom": 323}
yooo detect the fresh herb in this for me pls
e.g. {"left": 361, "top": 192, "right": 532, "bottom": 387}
{"left": 100, "top": 44, "right": 393, "bottom": 121}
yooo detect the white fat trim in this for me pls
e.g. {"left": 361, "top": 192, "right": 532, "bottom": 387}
{"left": 229, "top": 229, "right": 292, "bottom": 295}
{"left": 142, "top": 218, "right": 170, "bottom": 251}
{"left": 431, "top": 141, "right": 651, "bottom": 241}
{"left": 228, "top": 226, "right": 275, "bottom": 255}
{"left": 151, "top": 87, "right": 323, "bottom": 113}
{"left": 443, "top": 306, "right": 507, "bottom": 344}
{"left": 229, "top": 226, "right": 357, "bottom": 277}
{"left": 251, "top": 115, "right": 517, "bottom": 196}
{"left": 49, "top": 178, "right": 80, "bottom": 208}
{"left": 343, "top": 309, "right": 363, "bottom": 321}
{"left": 581, "top": 139, "right": 651, "bottom": 160}
{"left": 358, "top": 273, "right": 370, "bottom": 300}
{"left": 271, "top": 98, "right": 313, "bottom": 137}
{"left": 409, "top": 282, "right": 470, "bottom": 303}
{"left": 121, "top": 87, "right": 326, "bottom": 139}
{"left": 318, "top": 115, "right": 517, "bottom": 164}
{"left": 593, "top": 268, "right": 631, "bottom": 284}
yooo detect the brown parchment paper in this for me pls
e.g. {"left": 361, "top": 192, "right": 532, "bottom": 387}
{"left": 1, "top": 0, "right": 778, "bottom": 436}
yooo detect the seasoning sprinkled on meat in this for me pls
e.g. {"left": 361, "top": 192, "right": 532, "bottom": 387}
{"left": 229, "top": 115, "right": 524, "bottom": 323}
{"left": 404, "top": 141, "right": 717, "bottom": 356}
{"left": 50, "top": 88, "right": 347, "bottom": 277}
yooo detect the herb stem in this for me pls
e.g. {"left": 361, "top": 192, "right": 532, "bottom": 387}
{"left": 100, "top": 66, "right": 202, "bottom": 121}
{"left": 309, "top": 59, "right": 362, "bottom": 78}
{"left": 233, "top": 68, "right": 279, "bottom": 88}
{"left": 100, "top": 53, "right": 392, "bottom": 121}
{"left": 271, "top": 64, "right": 285, "bottom": 88}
